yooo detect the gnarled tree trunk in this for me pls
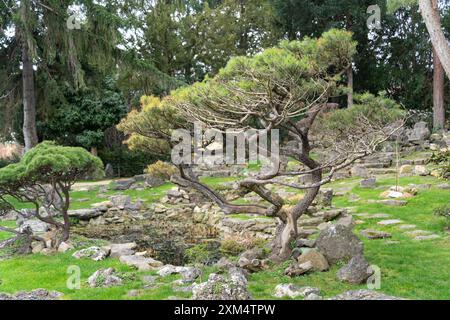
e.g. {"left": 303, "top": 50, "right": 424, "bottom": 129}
{"left": 419, "top": 0, "right": 450, "bottom": 79}
{"left": 270, "top": 167, "right": 323, "bottom": 261}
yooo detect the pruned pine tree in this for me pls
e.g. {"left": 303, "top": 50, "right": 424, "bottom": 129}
{"left": 119, "top": 29, "right": 405, "bottom": 261}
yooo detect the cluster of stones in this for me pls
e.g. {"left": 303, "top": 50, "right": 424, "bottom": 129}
{"left": 0, "top": 289, "right": 63, "bottom": 300}
{"left": 282, "top": 223, "right": 375, "bottom": 287}
{"left": 338, "top": 122, "right": 450, "bottom": 180}
{"left": 72, "top": 242, "right": 164, "bottom": 271}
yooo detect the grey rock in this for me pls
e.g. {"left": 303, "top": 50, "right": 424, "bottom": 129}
{"left": 68, "top": 209, "right": 103, "bottom": 221}
{"left": 142, "top": 275, "right": 158, "bottom": 285}
{"left": 360, "top": 178, "right": 377, "bottom": 188}
{"left": 108, "top": 242, "right": 137, "bottom": 258}
{"left": 297, "top": 249, "right": 329, "bottom": 272}
{"left": 360, "top": 229, "right": 392, "bottom": 240}
{"left": 414, "top": 234, "right": 440, "bottom": 241}
{"left": 304, "top": 293, "right": 323, "bottom": 300}
{"left": 274, "top": 284, "right": 321, "bottom": 299}
{"left": 72, "top": 246, "right": 110, "bottom": 261}
{"left": 238, "top": 248, "right": 266, "bottom": 272}
{"left": 18, "top": 219, "right": 51, "bottom": 233}
{"left": 113, "top": 178, "right": 136, "bottom": 191}
{"left": 377, "top": 219, "right": 402, "bottom": 226}
{"left": 316, "top": 189, "right": 333, "bottom": 207}
{"left": 377, "top": 200, "right": 407, "bottom": 207}
{"left": 350, "top": 166, "right": 369, "bottom": 178}
{"left": 215, "top": 257, "right": 235, "bottom": 271}
{"left": 337, "top": 255, "right": 373, "bottom": 285}
{"left": 192, "top": 269, "right": 251, "bottom": 300}
{"left": 408, "top": 121, "right": 430, "bottom": 143}
{"left": 88, "top": 268, "right": 122, "bottom": 288}
{"left": 284, "top": 261, "right": 314, "bottom": 277}
{"left": 330, "top": 289, "right": 404, "bottom": 300}
{"left": 109, "top": 195, "right": 132, "bottom": 210}
{"left": 316, "top": 225, "right": 364, "bottom": 264}
{"left": 0, "top": 289, "right": 63, "bottom": 301}
{"left": 180, "top": 267, "right": 202, "bottom": 283}
{"left": 119, "top": 255, "right": 163, "bottom": 271}
{"left": 145, "top": 175, "right": 166, "bottom": 188}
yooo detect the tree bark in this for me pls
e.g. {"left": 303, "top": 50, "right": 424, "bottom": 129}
{"left": 270, "top": 166, "right": 322, "bottom": 262}
{"left": 419, "top": 0, "right": 450, "bottom": 79}
{"left": 347, "top": 66, "right": 354, "bottom": 108}
{"left": 21, "top": 33, "right": 38, "bottom": 151}
{"left": 433, "top": 48, "right": 445, "bottom": 131}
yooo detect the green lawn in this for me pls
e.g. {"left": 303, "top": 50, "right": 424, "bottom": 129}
{"left": 0, "top": 175, "right": 449, "bottom": 300}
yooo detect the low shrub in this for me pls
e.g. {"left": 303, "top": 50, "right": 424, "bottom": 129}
{"left": 220, "top": 235, "right": 268, "bottom": 257}
{"left": 428, "top": 150, "right": 450, "bottom": 179}
{"left": 185, "top": 242, "right": 221, "bottom": 266}
{"left": 434, "top": 205, "right": 450, "bottom": 230}
{"left": 145, "top": 161, "right": 178, "bottom": 181}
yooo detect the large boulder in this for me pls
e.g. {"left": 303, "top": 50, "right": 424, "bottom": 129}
{"left": 87, "top": 268, "right": 123, "bottom": 288}
{"left": 337, "top": 255, "right": 374, "bottom": 284}
{"left": 316, "top": 225, "right": 364, "bottom": 264}
{"left": 192, "top": 268, "right": 251, "bottom": 300}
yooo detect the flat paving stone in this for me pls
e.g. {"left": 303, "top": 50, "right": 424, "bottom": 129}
{"left": 414, "top": 235, "right": 440, "bottom": 241}
{"left": 355, "top": 213, "right": 390, "bottom": 219}
{"left": 398, "top": 224, "right": 416, "bottom": 230}
{"left": 377, "top": 200, "right": 408, "bottom": 206}
{"left": 404, "top": 230, "right": 431, "bottom": 237}
{"left": 378, "top": 219, "right": 403, "bottom": 226}
{"left": 360, "top": 229, "right": 392, "bottom": 240}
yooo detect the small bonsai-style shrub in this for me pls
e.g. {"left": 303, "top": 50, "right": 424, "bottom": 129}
{"left": 434, "top": 205, "right": 450, "bottom": 230}
{"left": 428, "top": 150, "right": 450, "bottom": 179}
{"left": 145, "top": 161, "right": 178, "bottom": 181}
{"left": 0, "top": 141, "right": 104, "bottom": 247}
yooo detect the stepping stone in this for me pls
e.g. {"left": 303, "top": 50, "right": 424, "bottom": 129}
{"left": 398, "top": 224, "right": 416, "bottom": 230}
{"left": 360, "top": 229, "right": 392, "bottom": 240}
{"left": 414, "top": 235, "right": 440, "bottom": 241}
{"left": 404, "top": 230, "right": 430, "bottom": 237}
{"left": 378, "top": 200, "right": 408, "bottom": 207}
{"left": 378, "top": 219, "right": 403, "bottom": 226}
{"left": 355, "top": 213, "right": 390, "bottom": 219}
{"left": 437, "top": 184, "right": 450, "bottom": 190}
{"left": 385, "top": 241, "right": 401, "bottom": 245}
